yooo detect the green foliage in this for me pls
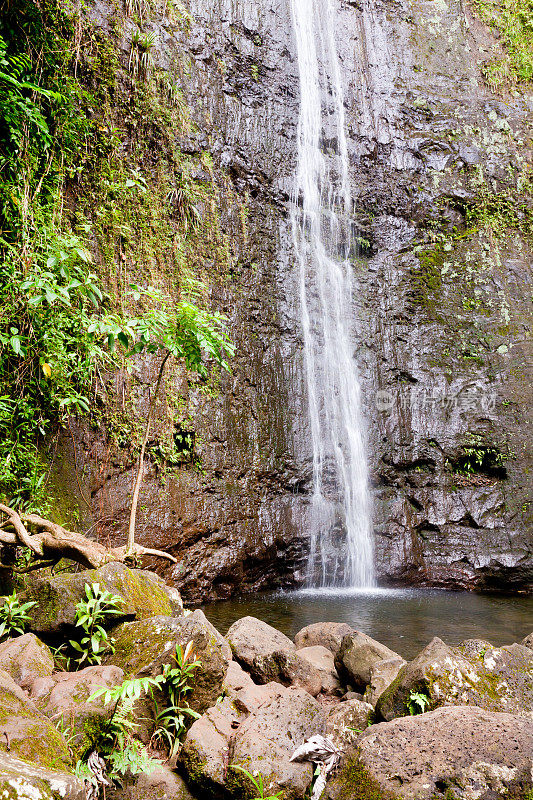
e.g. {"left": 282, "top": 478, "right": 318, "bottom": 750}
{"left": 231, "top": 764, "right": 284, "bottom": 800}
{"left": 80, "top": 676, "right": 161, "bottom": 785}
{"left": 472, "top": 0, "right": 533, "bottom": 86}
{"left": 0, "top": 0, "right": 235, "bottom": 516}
{"left": 83, "top": 646, "right": 201, "bottom": 783}
{"left": 151, "top": 641, "right": 201, "bottom": 755}
{"left": 0, "top": 590, "right": 36, "bottom": 639}
{"left": 67, "top": 583, "right": 124, "bottom": 668}
{"left": 407, "top": 690, "right": 431, "bottom": 715}
{"left": 465, "top": 171, "right": 533, "bottom": 238}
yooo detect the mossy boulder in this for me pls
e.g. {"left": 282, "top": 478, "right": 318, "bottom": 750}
{"left": 325, "top": 707, "right": 533, "bottom": 800}
{"left": 377, "top": 636, "right": 533, "bottom": 721}
{"left": 20, "top": 562, "right": 183, "bottom": 634}
{"left": 0, "top": 752, "right": 83, "bottom": 800}
{"left": 0, "top": 668, "right": 72, "bottom": 771}
{"left": 30, "top": 665, "right": 124, "bottom": 757}
{"left": 106, "top": 610, "right": 231, "bottom": 713}
{"left": 0, "top": 634, "right": 54, "bottom": 690}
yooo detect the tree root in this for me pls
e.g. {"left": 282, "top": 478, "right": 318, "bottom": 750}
{"left": 0, "top": 504, "right": 177, "bottom": 570}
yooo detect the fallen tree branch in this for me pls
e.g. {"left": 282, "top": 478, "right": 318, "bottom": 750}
{"left": 0, "top": 504, "right": 177, "bottom": 570}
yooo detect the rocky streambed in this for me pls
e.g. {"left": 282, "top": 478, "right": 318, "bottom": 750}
{"left": 1, "top": 565, "right": 532, "bottom": 800}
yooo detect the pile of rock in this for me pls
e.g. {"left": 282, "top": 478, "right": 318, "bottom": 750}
{"left": 0, "top": 566, "right": 531, "bottom": 800}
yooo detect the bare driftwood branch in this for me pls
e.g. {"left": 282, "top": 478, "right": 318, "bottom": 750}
{"left": 0, "top": 504, "right": 177, "bottom": 569}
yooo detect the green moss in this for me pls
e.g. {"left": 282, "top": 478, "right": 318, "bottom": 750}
{"left": 408, "top": 246, "right": 444, "bottom": 312}
{"left": 471, "top": 0, "right": 533, "bottom": 87}
{"left": 331, "top": 755, "right": 400, "bottom": 800}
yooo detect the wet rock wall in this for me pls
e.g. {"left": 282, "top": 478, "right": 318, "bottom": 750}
{"left": 61, "top": 0, "right": 532, "bottom": 599}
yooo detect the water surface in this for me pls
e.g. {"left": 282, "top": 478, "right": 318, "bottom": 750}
{"left": 203, "top": 588, "right": 533, "bottom": 660}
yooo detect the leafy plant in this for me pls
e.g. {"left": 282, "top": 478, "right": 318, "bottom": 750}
{"left": 407, "top": 690, "right": 431, "bottom": 715}
{"left": 231, "top": 764, "right": 283, "bottom": 800}
{"left": 0, "top": 590, "right": 36, "bottom": 639}
{"left": 151, "top": 641, "right": 201, "bottom": 755}
{"left": 68, "top": 583, "right": 124, "bottom": 668}
{"left": 129, "top": 30, "right": 156, "bottom": 78}
{"left": 471, "top": 0, "right": 533, "bottom": 87}
{"left": 79, "top": 676, "right": 162, "bottom": 793}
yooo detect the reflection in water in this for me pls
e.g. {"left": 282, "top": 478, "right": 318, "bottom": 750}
{"left": 202, "top": 588, "right": 533, "bottom": 660}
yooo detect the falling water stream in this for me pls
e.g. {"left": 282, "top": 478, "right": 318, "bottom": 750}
{"left": 290, "top": 0, "right": 373, "bottom": 588}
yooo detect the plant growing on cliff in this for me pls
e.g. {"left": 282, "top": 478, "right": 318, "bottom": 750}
{"left": 96, "top": 283, "right": 234, "bottom": 557}
{"left": 0, "top": 590, "right": 36, "bottom": 640}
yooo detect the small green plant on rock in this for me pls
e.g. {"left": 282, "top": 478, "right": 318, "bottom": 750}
{"left": 231, "top": 765, "right": 283, "bottom": 800}
{"left": 68, "top": 583, "right": 124, "bottom": 668}
{"left": 0, "top": 590, "right": 36, "bottom": 640}
{"left": 407, "top": 690, "right": 431, "bottom": 715}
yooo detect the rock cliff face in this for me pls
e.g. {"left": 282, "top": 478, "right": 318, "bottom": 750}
{"left": 63, "top": 0, "right": 532, "bottom": 600}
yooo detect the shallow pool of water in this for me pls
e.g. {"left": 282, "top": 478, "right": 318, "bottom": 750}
{"left": 202, "top": 588, "right": 533, "bottom": 660}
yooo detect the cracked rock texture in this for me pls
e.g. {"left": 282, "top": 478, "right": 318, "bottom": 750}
{"left": 59, "top": 0, "right": 532, "bottom": 600}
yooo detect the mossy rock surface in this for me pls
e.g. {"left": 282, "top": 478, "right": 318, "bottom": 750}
{"left": 0, "top": 669, "right": 72, "bottom": 772}
{"left": 377, "top": 637, "right": 533, "bottom": 721}
{"left": 325, "top": 706, "right": 533, "bottom": 800}
{"left": 106, "top": 610, "right": 231, "bottom": 713}
{"left": 0, "top": 752, "right": 83, "bottom": 800}
{"left": 0, "top": 634, "right": 54, "bottom": 689}
{"left": 21, "top": 562, "right": 183, "bottom": 634}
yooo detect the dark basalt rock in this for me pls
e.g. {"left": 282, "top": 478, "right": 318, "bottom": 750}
{"left": 54, "top": 0, "right": 531, "bottom": 600}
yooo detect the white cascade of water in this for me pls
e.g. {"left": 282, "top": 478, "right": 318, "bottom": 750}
{"left": 290, "top": 0, "right": 374, "bottom": 588}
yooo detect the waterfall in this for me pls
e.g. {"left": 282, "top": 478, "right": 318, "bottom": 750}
{"left": 290, "top": 0, "right": 374, "bottom": 588}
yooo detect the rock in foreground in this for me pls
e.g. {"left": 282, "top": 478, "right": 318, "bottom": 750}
{"left": 326, "top": 706, "right": 533, "bottom": 800}
{"left": 108, "top": 610, "right": 231, "bottom": 712}
{"left": 0, "top": 633, "right": 54, "bottom": 689}
{"left": 226, "top": 616, "right": 323, "bottom": 695}
{"left": 377, "top": 636, "right": 533, "bottom": 720}
{"left": 294, "top": 623, "right": 353, "bottom": 656}
{"left": 0, "top": 752, "right": 84, "bottom": 800}
{"left": 335, "top": 631, "right": 401, "bottom": 691}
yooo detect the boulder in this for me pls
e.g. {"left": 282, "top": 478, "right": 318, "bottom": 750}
{"left": 326, "top": 706, "right": 533, "bottom": 800}
{"left": 180, "top": 697, "right": 245, "bottom": 792}
{"left": 0, "top": 668, "right": 72, "bottom": 771}
{"left": 181, "top": 684, "right": 326, "bottom": 800}
{"left": 335, "top": 631, "right": 401, "bottom": 691}
{"left": 0, "top": 633, "right": 54, "bottom": 689}
{"left": 225, "top": 616, "right": 322, "bottom": 694}
{"left": 30, "top": 665, "right": 124, "bottom": 754}
{"left": 107, "top": 610, "right": 231, "bottom": 713}
{"left": 377, "top": 636, "right": 533, "bottom": 721}
{"left": 229, "top": 687, "right": 326, "bottom": 800}
{"left": 226, "top": 615, "right": 295, "bottom": 667}
{"left": 363, "top": 656, "right": 406, "bottom": 706}
{"left": 222, "top": 660, "right": 256, "bottom": 698}
{"left": 296, "top": 645, "right": 343, "bottom": 695}
{"left": 294, "top": 622, "right": 353, "bottom": 656}
{"left": 0, "top": 752, "right": 84, "bottom": 800}
{"left": 21, "top": 562, "right": 183, "bottom": 634}
{"left": 108, "top": 766, "right": 198, "bottom": 800}
{"left": 326, "top": 698, "right": 374, "bottom": 749}
{"left": 521, "top": 631, "right": 533, "bottom": 650}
